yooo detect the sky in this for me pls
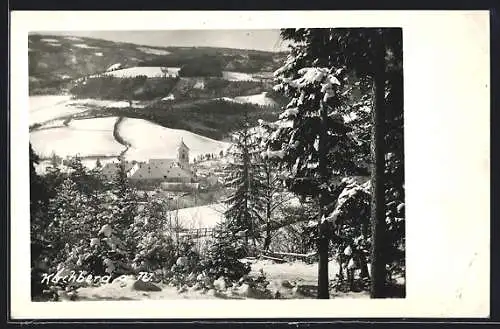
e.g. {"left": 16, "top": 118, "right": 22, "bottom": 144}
{"left": 41, "top": 30, "right": 290, "bottom": 52}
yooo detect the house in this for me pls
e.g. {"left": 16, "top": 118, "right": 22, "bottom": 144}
{"left": 100, "top": 161, "right": 140, "bottom": 181}
{"left": 129, "top": 139, "right": 196, "bottom": 183}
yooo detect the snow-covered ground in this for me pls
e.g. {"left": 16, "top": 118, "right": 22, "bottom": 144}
{"left": 30, "top": 95, "right": 74, "bottom": 125}
{"left": 222, "top": 71, "right": 258, "bottom": 81}
{"left": 72, "top": 258, "right": 368, "bottom": 301}
{"left": 220, "top": 92, "right": 278, "bottom": 107}
{"left": 169, "top": 203, "right": 226, "bottom": 229}
{"left": 137, "top": 47, "right": 171, "bottom": 55}
{"left": 104, "top": 66, "right": 181, "bottom": 78}
{"left": 73, "top": 43, "right": 98, "bottom": 49}
{"left": 249, "top": 259, "right": 339, "bottom": 283}
{"left": 106, "top": 63, "right": 122, "bottom": 72}
{"left": 30, "top": 117, "right": 125, "bottom": 159}
{"left": 119, "top": 118, "right": 231, "bottom": 162}
{"left": 64, "top": 36, "right": 83, "bottom": 41}
{"left": 234, "top": 93, "right": 277, "bottom": 106}
{"left": 69, "top": 99, "right": 146, "bottom": 109}
{"left": 29, "top": 96, "right": 144, "bottom": 126}
{"left": 40, "top": 38, "right": 60, "bottom": 43}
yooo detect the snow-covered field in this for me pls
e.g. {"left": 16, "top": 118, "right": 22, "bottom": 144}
{"left": 104, "top": 66, "right": 181, "bottom": 78}
{"left": 64, "top": 36, "right": 83, "bottom": 41}
{"left": 119, "top": 118, "right": 231, "bottom": 162}
{"left": 137, "top": 46, "right": 171, "bottom": 55}
{"left": 40, "top": 38, "right": 60, "bottom": 43}
{"left": 30, "top": 117, "right": 125, "bottom": 159}
{"left": 73, "top": 43, "right": 98, "bottom": 49}
{"left": 170, "top": 203, "right": 226, "bottom": 229}
{"left": 221, "top": 92, "right": 278, "bottom": 107}
{"left": 30, "top": 95, "right": 74, "bottom": 125}
{"left": 29, "top": 95, "right": 148, "bottom": 126}
{"left": 222, "top": 71, "right": 258, "bottom": 81}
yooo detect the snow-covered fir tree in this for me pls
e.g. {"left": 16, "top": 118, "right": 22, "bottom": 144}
{"left": 270, "top": 28, "right": 404, "bottom": 298}
{"left": 223, "top": 117, "right": 267, "bottom": 250}
{"left": 268, "top": 28, "right": 369, "bottom": 298}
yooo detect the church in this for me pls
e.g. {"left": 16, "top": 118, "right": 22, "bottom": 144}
{"left": 128, "top": 139, "right": 196, "bottom": 183}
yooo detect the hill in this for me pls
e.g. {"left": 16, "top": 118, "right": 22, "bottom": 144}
{"left": 28, "top": 33, "right": 286, "bottom": 95}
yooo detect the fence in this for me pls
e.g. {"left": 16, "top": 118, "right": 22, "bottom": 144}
{"left": 178, "top": 227, "right": 216, "bottom": 239}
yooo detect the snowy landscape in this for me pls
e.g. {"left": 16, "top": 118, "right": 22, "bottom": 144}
{"left": 30, "top": 29, "right": 405, "bottom": 302}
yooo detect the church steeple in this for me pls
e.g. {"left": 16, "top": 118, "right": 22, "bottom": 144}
{"left": 177, "top": 138, "right": 190, "bottom": 168}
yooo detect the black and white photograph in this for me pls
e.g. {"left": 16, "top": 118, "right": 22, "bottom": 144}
{"left": 10, "top": 10, "right": 489, "bottom": 319}
{"left": 28, "top": 27, "right": 405, "bottom": 302}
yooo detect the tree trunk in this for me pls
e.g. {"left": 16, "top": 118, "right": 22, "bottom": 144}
{"left": 317, "top": 220, "right": 330, "bottom": 298}
{"left": 317, "top": 99, "right": 330, "bottom": 299}
{"left": 264, "top": 167, "right": 272, "bottom": 251}
{"left": 370, "top": 32, "right": 388, "bottom": 299}
{"left": 264, "top": 227, "right": 271, "bottom": 251}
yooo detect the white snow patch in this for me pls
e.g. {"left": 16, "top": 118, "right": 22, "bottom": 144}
{"left": 106, "top": 63, "right": 122, "bottom": 72}
{"left": 30, "top": 117, "right": 124, "bottom": 159}
{"left": 137, "top": 46, "right": 171, "bottom": 55}
{"left": 41, "top": 38, "right": 60, "bottom": 43}
{"left": 217, "top": 92, "right": 277, "bottom": 107}
{"left": 104, "top": 66, "right": 180, "bottom": 78}
{"left": 249, "top": 259, "right": 339, "bottom": 283}
{"left": 161, "top": 94, "right": 175, "bottom": 101}
{"left": 222, "top": 71, "right": 258, "bottom": 82}
{"left": 169, "top": 203, "right": 226, "bottom": 230}
{"left": 73, "top": 43, "right": 98, "bottom": 49}
{"left": 119, "top": 118, "right": 230, "bottom": 161}
{"left": 233, "top": 92, "right": 277, "bottom": 107}
{"left": 64, "top": 36, "right": 84, "bottom": 41}
{"left": 29, "top": 95, "right": 77, "bottom": 125}
{"left": 279, "top": 107, "right": 299, "bottom": 119}
{"left": 67, "top": 98, "right": 146, "bottom": 109}
{"left": 102, "top": 100, "right": 130, "bottom": 108}
{"left": 193, "top": 80, "right": 205, "bottom": 89}
{"left": 343, "top": 112, "right": 359, "bottom": 123}
{"left": 68, "top": 116, "right": 119, "bottom": 131}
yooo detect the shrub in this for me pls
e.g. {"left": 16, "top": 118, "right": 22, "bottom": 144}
{"left": 199, "top": 223, "right": 251, "bottom": 282}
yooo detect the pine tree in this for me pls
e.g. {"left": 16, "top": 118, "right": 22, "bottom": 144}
{"left": 254, "top": 123, "right": 293, "bottom": 251}
{"left": 47, "top": 178, "right": 96, "bottom": 256}
{"left": 201, "top": 221, "right": 251, "bottom": 281}
{"left": 274, "top": 28, "right": 404, "bottom": 298}
{"left": 62, "top": 155, "right": 106, "bottom": 198}
{"left": 223, "top": 117, "right": 266, "bottom": 251}
{"left": 110, "top": 158, "right": 138, "bottom": 238}
{"left": 270, "top": 29, "right": 366, "bottom": 298}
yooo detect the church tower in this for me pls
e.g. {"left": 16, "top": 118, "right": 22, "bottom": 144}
{"left": 177, "top": 138, "right": 190, "bottom": 169}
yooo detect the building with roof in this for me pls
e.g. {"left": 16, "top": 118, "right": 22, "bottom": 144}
{"left": 128, "top": 139, "right": 196, "bottom": 183}
{"left": 100, "top": 161, "right": 140, "bottom": 181}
